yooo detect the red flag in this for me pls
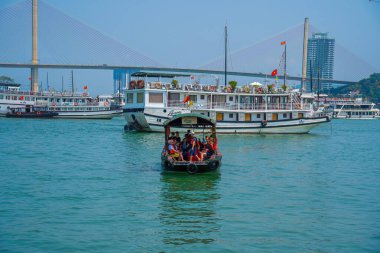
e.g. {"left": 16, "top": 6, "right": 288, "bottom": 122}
{"left": 183, "top": 95, "right": 190, "bottom": 103}
{"left": 19, "top": 96, "right": 24, "bottom": 100}
{"left": 191, "top": 76, "right": 195, "bottom": 80}
{"left": 84, "top": 85, "right": 88, "bottom": 90}
{"left": 271, "top": 69, "right": 278, "bottom": 76}
{"left": 281, "top": 41, "right": 286, "bottom": 45}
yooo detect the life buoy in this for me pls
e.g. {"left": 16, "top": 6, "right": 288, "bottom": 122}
{"left": 187, "top": 163, "right": 198, "bottom": 174}
{"left": 52, "top": 102, "right": 56, "bottom": 106}
{"left": 36, "top": 111, "right": 41, "bottom": 115}
{"left": 137, "top": 80, "right": 145, "bottom": 89}
{"left": 74, "top": 102, "right": 78, "bottom": 106}
{"left": 104, "top": 101, "right": 109, "bottom": 106}
{"left": 261, "top": 120, "right": 267, "bottom": 127}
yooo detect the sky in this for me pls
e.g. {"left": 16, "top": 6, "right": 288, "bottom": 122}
{"left": 0, "top": 0, "right": 379, "bottom": 94}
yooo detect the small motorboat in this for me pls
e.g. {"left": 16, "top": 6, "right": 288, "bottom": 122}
{"left": 161, "top": 113, "right": 222, "bottom": 174}
{"left": 6, "top": 105, "right": 58, "bottom": 118}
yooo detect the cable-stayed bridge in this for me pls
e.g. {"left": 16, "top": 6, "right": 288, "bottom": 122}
{"left": 0, "top": 0, "right": 377, "bottom": 91}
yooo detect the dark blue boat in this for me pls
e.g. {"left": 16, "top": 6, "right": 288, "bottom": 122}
{"left": 161, "top": 113, "right": 222, "bottom": 174}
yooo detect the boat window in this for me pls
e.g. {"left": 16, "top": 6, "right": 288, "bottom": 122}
{"left": 212, "top": 95, "right": 226, "bottom": 103}
{"left": 137, "top": 93, "right": 144, "bottom": 103}
{"left": 229, "top": 113, "right": 233, "bottom": 118}
{"left": 229, "top": 96, "right": 233, "bottom": 102}
{"left": 189, "top": 95, "right": 197, "bottom": 102}
{"left": 126, "top": 93, "right": 133, "bottom": 104}
{"left": 200, "top": 95, "right": 205, "bottom": 100}
{"left": 149, "top": 93, "right": 163, "bottom": 103}
{"left": 283, "top": 113, "right": 287, "bottom": 118}
{"left": 168, "top": 93, "right": 180, "bottom": 101}
{"left": 257, "top": 113, "right": 261, "bottom": 118}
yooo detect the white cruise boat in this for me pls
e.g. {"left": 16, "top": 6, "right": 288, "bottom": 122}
{"left": 0, "top": 82, "right": 123, "bottom": 119}
{"left": 123, "top": 79, "right": 330, "bottom": 134}
{"left": 325, "top": 97, "right": 380, "bottom": 119}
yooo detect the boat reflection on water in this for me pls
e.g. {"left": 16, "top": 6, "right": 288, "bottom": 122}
{"left": 159, "top": 173, "right": 221, "bottom": 246}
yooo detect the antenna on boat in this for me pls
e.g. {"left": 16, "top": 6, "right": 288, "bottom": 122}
{"left": 224, "top": 25, "right": 227, "bottom": 88}
{"left": 61, "top": 76, "right": 64, "bottom": 92}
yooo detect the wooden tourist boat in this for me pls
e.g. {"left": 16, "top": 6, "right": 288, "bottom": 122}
{"left": 161, "top": 113, "right": 222, "bottom": 174}
{"left": 6, "top": 105, "right": 58, "bottom": 118}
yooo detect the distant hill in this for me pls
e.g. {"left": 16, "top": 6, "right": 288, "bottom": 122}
{"left": 330, "top": 73, "right": 380, "bottom": 104}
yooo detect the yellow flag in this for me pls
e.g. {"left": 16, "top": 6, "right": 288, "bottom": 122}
{"left": 187, "top": 100, "right": 193, "bottom": 108}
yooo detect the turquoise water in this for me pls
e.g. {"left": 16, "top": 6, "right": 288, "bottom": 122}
{"left": 1, "top": 117, "right": 379, "bottom": 252}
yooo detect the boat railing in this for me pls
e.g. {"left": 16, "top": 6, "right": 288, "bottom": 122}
{"left": 0, "top": 90, "right": 87, "bottom": 97}
{"left": 142, "top": 82, "right": 292, "bottom": 94}
{"left": 35, "top": 101, "right": 101, "bottom": 106}
{"left": 166, "top": 100, "right": 313, "bottom": 111}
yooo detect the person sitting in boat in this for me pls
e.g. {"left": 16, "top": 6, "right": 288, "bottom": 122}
{"left": 199, "top": 139, "right": 215, "bottom": 160}
{"left": 205, "top": 138, "right": 215, "bottom": 159}
{"left": 174, "top": 131, "right": 181, "bottom": 144}
{"left": 181, "top": 135, "right": 190, "bottom": 161}
{"left": 189, "top": 132, "right": 201, "bottom": 162}
{"left": 209, "top": 135, "right": 218, "bottom": 151}
{"left": 168, "top": 139, "right": 183, "bottom": 161}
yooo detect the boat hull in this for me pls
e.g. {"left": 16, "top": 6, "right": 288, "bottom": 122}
{"left": 161, "top": 155, "right": 222, "bottom": 174}
{"left": 54, "top": 110, "right": 124, "bottom": 119}
{"left": 125, "top": 110, "right": 330, "bottom": 134}
{"left": 5, "top": 112, "right": 58, "bottom": 118}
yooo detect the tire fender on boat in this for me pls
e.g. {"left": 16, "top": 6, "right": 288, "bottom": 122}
{"left": 208, "top": 160, "right": 220, "bottom": 170}
{"left": 261, "top": 120, "right": 267, "bottom": 127}
{"left": 187, "top": 163, "right": 198, "bottom": 174}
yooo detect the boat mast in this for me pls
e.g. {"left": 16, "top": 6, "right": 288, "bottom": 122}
{"left": 71, "top": 70, "right": 74, "bottom": 94}
{"left": 317, "top": 64, "right": 320, "bottom": 105}
{"left": 224, "top": 25, "right": 227, "bottom": 88}
{"left": 309, "top": 59, "right": 313, "bottom": 92}
{"left": 118, "top": 75, "right": 121, "bottom": 106}
{"left": 283, "top": 44, "right": 287, "bottom": 87}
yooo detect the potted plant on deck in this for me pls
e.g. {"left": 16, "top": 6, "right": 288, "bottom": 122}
{"left": 228, "top": 80, "right": 238, "bottom": 92}
{"left": 171, "top": 79, "right": 179, "bottom": 89}
{"left": 267, "top": 84, "right": 274, "bottom": 93}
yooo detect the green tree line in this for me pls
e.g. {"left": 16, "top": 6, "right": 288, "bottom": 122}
{"left": 330, "top": 73, "right": 380, "bottom": 104}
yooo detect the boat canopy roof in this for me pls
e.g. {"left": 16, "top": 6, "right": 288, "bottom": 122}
{"left": 163, "top": 113, "right": 216, "bottom": 128}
